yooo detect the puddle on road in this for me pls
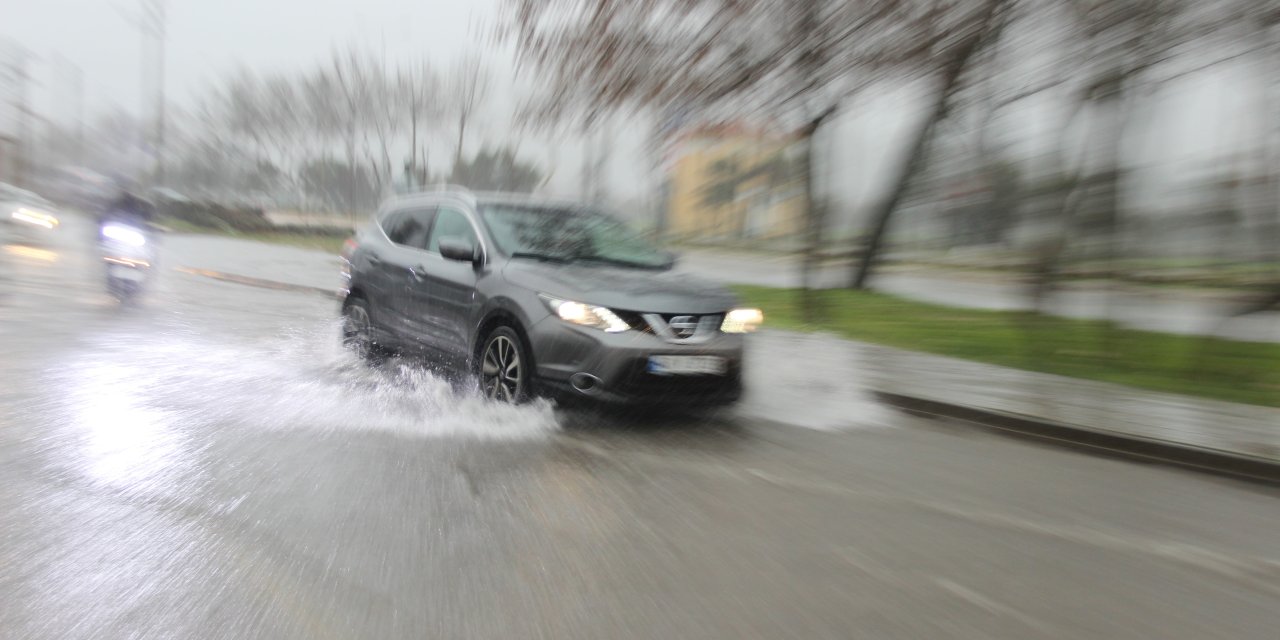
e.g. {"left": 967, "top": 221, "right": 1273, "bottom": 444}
{"left": 43, "top": 320, "right": 560, "bottom": 446}
{"left": 23, "top": 315, "right": 901, "bottom": 500}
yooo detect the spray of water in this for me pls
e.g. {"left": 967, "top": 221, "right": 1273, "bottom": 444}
{"left": 47, "top": 320, "right": 560, "bottom": 442}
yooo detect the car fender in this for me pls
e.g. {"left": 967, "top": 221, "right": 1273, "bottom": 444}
{"left": 472, "top": 292, "right": 545, "bottom": 357}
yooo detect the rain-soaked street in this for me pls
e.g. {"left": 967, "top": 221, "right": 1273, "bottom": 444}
{"left": 2, "top": 213, "right": 1279, "bottom": 639}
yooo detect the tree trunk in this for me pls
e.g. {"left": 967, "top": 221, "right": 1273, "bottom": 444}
{"left": 410, "top": 107, "right": 418, "bottom": 186}
{"left": 455, "top": 112, "right": 467, "bottom": 171}
{"left": 850, "top": 4, "right": 999, "bottom": 289}
{"left": 799, "top": 108, "right": 835, "bottom": 322}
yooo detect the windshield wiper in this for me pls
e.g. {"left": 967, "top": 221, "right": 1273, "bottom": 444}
{"left": 509, "top": 251, "right": 572, "bottom": 263}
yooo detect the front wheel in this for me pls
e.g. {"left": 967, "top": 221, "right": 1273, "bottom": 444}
{"left": 480, "top": 326, "right": 530, "bottom": 404}
{"left": 106, "top": 277, "right": 140, "bottom": 303}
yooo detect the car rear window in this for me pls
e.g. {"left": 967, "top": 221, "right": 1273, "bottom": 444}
{"left": 380, "top": 210, "right": 433, "bottom": 248}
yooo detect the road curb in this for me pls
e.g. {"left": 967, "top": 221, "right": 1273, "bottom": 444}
{"left": 175, "top": 267, "right": 343, "bottom": 300}
{"left": 873, "top": 390, "right": 1280, "bottom": 485}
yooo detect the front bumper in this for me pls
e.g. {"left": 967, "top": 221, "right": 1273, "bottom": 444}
{"left": 528, "top": 317, "right": 745, "bottom": 405}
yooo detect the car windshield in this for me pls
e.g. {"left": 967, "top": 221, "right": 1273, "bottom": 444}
{"left": 480, "top": 204, "right": 671, "bottom": 269}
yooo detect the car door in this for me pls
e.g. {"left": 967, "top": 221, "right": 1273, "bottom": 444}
{"left": 372, "top": 207, "right": 435, "bottom": 343}
{"left": 411, "top": 205, "right": 482, "bottom": 358}
{"left": 359, "top": 211, "right": 408, "bottom": 335}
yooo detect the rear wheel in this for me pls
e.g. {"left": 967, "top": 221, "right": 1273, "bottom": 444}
{"left": 342, "top": 298, "right": 381, "bottom": 362}
{"left": 480, "top": 326, "right": 529, "bottom": 404}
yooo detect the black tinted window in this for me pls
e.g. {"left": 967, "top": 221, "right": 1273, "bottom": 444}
{"left": 426, "top": 208, "right": 477, "bottom": 252}
{"left": 382, "top": 209, "right": 434, "bottom": 247}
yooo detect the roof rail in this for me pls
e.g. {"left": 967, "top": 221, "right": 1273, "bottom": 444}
{"left": 401, "top": 183, "right": 473, "bottom": 196}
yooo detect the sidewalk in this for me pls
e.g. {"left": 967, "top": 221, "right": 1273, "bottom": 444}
{"left": 167, "top": 233, "right": 1280, "bottom": 479}
{"left": 865, "top": 342, "right": 1280, "bottom": 480}
{"left": 737, "top": 329, "right": 1279, "bottom": 480}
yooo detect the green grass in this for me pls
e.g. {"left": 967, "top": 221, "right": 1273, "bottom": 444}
{"left": 160, "top": 217, "right": 348, "bottom": 254}
{"left": 732, "top": 284, "right": 1280, "bottom": 408}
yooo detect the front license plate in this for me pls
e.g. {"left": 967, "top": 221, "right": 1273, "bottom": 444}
{"left": 647, "top": 355, "right": 727, "bottom": 376}
{"left": 109, "top": 265, "right": 145, "bottom": 281}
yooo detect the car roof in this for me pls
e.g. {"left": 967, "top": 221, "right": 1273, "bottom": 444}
{"left": 380, "top": 188, "right": 589, "bottom": 214}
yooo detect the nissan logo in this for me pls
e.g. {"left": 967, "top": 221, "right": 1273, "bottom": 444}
{"left": 668, "top": 315, "right": 698, "bottom": 339}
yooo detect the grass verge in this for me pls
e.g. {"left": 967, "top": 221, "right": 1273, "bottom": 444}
{"left": 160, "top": 217, "right": 348, "bottom": 254}
{"left": 732, "top": 284, "right": 1280, "bottom": 408}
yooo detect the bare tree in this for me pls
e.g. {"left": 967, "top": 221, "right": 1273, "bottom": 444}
{"left": 447, "top": 54, "right": 489, "bottom": 170}
{"left": 504, "top": 0, "right": 1005, "bottom": 318}
{"left": 398, "top": 60, "right": 440, "bottom": 187}
{"left": 366, "top": 60, "right": 402, "bottom": 196}
{"left": 849, "top": 0, "right": 1007, "bottom": 289}
{"left": 318, "top": 48, "right": 378, "bottom": 214}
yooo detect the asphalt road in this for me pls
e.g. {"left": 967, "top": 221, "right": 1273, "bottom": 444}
{"left": 2, "top": 214, "right": 1279, "bottom": 639}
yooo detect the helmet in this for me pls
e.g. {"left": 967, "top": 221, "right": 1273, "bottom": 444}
{"left": 111, "top": 176, "right": 142, "bottom": 200}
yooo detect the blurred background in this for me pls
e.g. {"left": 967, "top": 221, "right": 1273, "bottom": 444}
{"left": 2, "top": 1, "right": 1279, "bottom": 638}
{"left": 3, "top": 0, "right": 1276, "bottom": 402}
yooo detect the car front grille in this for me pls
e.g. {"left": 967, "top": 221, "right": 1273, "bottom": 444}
{"left": 613, "top": 311, "right": 724, "bottom": 342}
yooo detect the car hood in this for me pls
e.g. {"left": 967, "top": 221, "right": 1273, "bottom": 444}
{"left": 503, "top": 260, "right": 737, "bottom": 314}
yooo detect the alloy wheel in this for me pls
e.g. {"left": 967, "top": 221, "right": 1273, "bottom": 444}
{"left": 481, "top": 334, "right": 522, "bottom": 403}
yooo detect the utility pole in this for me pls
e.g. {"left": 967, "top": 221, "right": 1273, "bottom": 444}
{"left": 73, "top": 64, "right": 84, "bottom": 167}
{"left": 148, "top": 0, "right": 167, "bottom": 187}
{"left": 5, "top": 46, "right": 33, "bottom": 188}
{"left": 122, "top": 0, "right": 167, "bottom": 187}
{"left": 51, "top": 54, "right": 84, "bottom": 167}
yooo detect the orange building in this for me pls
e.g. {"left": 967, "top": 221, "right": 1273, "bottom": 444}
{"left": 664, "top": 124, "right": 807, "bottom": 241}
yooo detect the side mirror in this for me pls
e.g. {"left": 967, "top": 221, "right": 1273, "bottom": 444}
{"left": 438, "top": 236, "right": 479, "bottom": 264}
{"left": 663, "top": 250, "right": 679, "bottom": 268}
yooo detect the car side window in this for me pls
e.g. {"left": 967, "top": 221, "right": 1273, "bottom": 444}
{"left": 425, "top": 207, "right": 478, "bottom": 253}
{"left": 380, "top": 212, "right": 407, "bottom": 241}
{"left": 383, "top": 209, "right": 435, "bottom": 248}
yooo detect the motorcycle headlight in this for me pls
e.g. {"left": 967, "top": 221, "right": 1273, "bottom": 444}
{"left": 720, "top": 308, "right": 763, "bottom": 333}
{"left": 102, "top": 224, "right": 147, "bottom": 247}
{"left": 539, "top": 294, "right": 630, "bottom": 333}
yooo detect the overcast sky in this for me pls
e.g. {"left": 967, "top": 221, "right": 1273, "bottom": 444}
{"left": 1, "top": 0, "right": 670, "bottom": 201}
{"left": 2, "top": 0, "right": 499, "bottom": 116}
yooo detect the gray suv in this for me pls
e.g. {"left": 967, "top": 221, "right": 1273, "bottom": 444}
{"left": 339, "top": 189, "right": 762, "bottom": 405}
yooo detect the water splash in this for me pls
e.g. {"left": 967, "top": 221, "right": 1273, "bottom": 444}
{"left": 46, "top": 320, "right": 560, "bottom": 444}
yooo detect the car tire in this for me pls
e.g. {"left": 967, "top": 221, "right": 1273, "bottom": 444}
{"left": 479, "top": 326, "right": 531, "bottom": 404}
{"left": 342, "top": 298, "right": 384, "bottom": 363}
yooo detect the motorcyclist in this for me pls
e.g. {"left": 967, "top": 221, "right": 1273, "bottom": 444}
{"left": 97, "top": 184, "right": 156, "bottom": 240}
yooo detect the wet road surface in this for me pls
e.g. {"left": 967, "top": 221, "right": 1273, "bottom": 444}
{"left": 2, "top": 214, "right": 1279, "bottom": 639}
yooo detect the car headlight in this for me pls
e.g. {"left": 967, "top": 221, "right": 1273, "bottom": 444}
{"left": 540, "top": 294, "right": 630, "bottom": 333}
{"left": 721, "top": 308, "right": 763, "bottom": 333}
{"left": 11, "top": 208, "right": 59, "bottom": 229}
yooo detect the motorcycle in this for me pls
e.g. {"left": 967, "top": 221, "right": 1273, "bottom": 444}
{"left": 100, "top": 222, "right": 154, "bottom": 301}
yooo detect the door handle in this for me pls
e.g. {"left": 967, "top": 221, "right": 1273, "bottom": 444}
{"left": 366, "top": 255, "right": 382, "bottom": 267}
{"left": 408, "top": 265, "right": 427, "bottom": 281}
